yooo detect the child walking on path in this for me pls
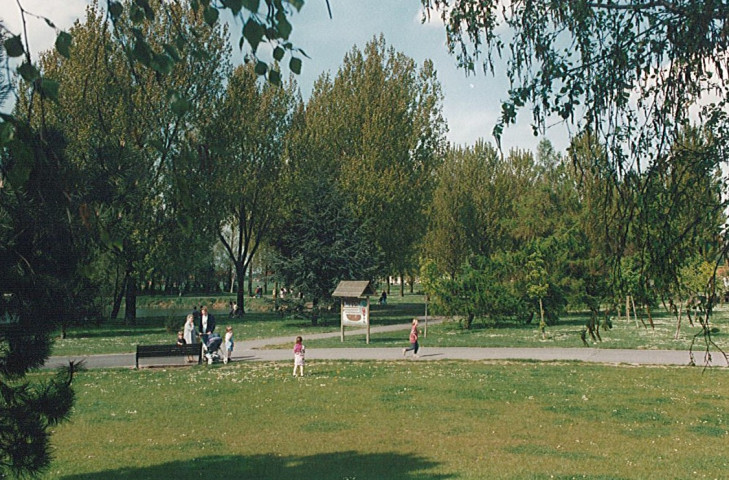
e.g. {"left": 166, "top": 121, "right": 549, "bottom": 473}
{"left": 293, "top": 336, "right": 305, "bottom": 377}
{"left": 224, "top": 325, "right": 234, "bottom": 364}
{"left": 402, "top": 318, "right": 420, "bottom": 359}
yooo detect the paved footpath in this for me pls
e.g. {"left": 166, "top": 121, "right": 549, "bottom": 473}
{"left": 43, "top": 318, "right": 728, "bottom": 370}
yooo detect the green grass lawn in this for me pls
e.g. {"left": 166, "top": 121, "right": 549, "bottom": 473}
{"left": 51, "top": 311, "right": 340, "bottom": 356}
{"left": 304, "top": 308, "right": 729, "bottom": 352}
{"left": 52, "top": 293, "right": 729, "bottom": 356}
{"left": 40, "top": 360, "right": 729, "bottom": 479}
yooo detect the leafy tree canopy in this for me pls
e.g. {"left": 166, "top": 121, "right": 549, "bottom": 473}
{"left": 421, "top": 1, "right": 729, "bottom": 314}
{"left": 422, "top": 0, "right": 728, "bottom": 159}
{"left": 271, "top": 175, "right": 381, "bottom": 322}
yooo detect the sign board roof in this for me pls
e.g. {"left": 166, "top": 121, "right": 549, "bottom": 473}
{"left": 331, "top": 280, "right": 376, "bottom": 298}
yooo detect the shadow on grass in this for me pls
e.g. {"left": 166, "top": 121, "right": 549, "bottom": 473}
{"left": 60, "top": 451, "right": 452, "bottom": 480}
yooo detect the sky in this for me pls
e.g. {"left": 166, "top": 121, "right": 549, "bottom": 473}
{"left": 0, "top": 0, "right": 571, "bottom": 153}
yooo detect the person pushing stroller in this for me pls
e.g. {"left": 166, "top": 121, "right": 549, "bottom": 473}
{"left": 197, "top": 306, "right": 220, "bottom": 364}
{"left": 198, "top": 306, "right": 216, "bottom": 344}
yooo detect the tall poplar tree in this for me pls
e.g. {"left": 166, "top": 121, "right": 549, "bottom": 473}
{"left": 302, "top": 36, "right": 447, "bottom": 292}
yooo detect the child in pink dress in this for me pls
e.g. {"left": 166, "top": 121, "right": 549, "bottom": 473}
{"left": 293, "top": 336, "right": 305, "bottom": 377}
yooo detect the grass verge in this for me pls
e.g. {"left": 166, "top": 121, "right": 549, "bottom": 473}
{"left": 52, "top": 294, "right": 729, "bottom": 356}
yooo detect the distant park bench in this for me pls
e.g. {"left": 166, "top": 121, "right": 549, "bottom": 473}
{"left": 135, "top": 343, "right": 202, "bottom": 369}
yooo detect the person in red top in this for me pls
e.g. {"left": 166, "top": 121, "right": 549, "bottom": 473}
{"left": 402, "top": 318, "right": 420, "bottom": 359}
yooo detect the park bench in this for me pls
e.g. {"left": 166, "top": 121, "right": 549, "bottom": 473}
{"left": 135, "top": 343, "right": 202, "bottom": 369}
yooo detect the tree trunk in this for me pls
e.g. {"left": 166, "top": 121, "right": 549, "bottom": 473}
{"left": 646, "top": 304, "right": 655, "bottom": 329}
{"left": 229, "top": 264, "right": 235, "bottom": 294}
{"left": 264, "top": 264, "right": 269, "bottom": 295}
{"left": 409, "top": 275, "right": 414, "bottom": 294}
{"left": 248, "top": 261, "right": 254, "bottom": 297}
{"left": 674, "top": 303, "right": 683, "bottom": 340}
{"left": 586, "top": 314, "right": 600, "bottom": 342}
{"left": 273, "top": 281, "right": 279, "bottom": 310}
{"left": 399, "top": 273, "right": 404, "bottom": 297}
{"left": 539, "top": 298, "right": 545, "bottom": 339}
{"left": 310, "top": 297, "right": 319, "bottom": 326}
{"left": 627, "top": 296, "right": 634, "bottom": 327}
{"left": 235, "top": 262, "right": 246, "bottom": 316}
{"left": 110, "top": 270, "right": 128, "bottom": 320}
{"left": 124, "top": 273, "right": 137, "bottom": 326}
{"left": 631, "top": 296, "right": 647, "bottom": 328}
{"left": 465, "top": 313, "right": 474, "bottom": 330}
{"left": 229, "top": 227, "right": 236, "bottom": 294}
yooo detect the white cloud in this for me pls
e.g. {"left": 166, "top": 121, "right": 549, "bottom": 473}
{"left": 445, "top": 107, "right": 496, "bottom": 146}
{"left": 1, "top": 0, "right": 89, "bottom": 58}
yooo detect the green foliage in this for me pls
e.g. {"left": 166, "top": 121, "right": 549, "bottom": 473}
{"left": 27, "top": 0, "right": 231, "bottom": 322}
{"left": 0, "top": 0, "right": 308, "bottom": 473}
{"left": 424, "top": 141, "right": 574, "bottom": 325}
{"left": 204, "top": 61, "right": 297, "bottom": 311}
{"left": 0, "top": 124, "right": 82, "bottom": 476}
{"left": 0, "top": 366, "right": 77, "bottom": 478}
{"left": 631, "top": 127, "right": 726, "bottom": 302}
{"left": 54, "top": 31, "right": 72, "bottom": 58}
{"left": 424, "top": 1, "right": 729, "bottom": 156}
{"left": 525, "top": 250, "right": 548, "bottom": 300}
{"left": 298, "top": 36, "right": 447, "bottom": 285}
{"left": 3, "top": 35, "right": 24, "bottom": 57}
{"left": 428, "top": 254, "right": 528, "bottom": 329}
{"left": 680, "top": 257, "right": 719, "bottom": 300}
{"left": 424, "top": 1, "right": 729, "bottom": 329}
{"left": 424, "top": 141, "right": 502, "bottom": 275}
{"left": 271, "top": 176, "right": 381, "bottom": 317}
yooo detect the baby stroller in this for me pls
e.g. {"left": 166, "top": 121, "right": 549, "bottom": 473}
{"left": 202, "top": 333, "right": 224, "bottom": 365}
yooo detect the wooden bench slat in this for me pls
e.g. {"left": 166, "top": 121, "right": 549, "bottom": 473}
{"left": 135, "top": 343, "right": 202, "bottom": 368}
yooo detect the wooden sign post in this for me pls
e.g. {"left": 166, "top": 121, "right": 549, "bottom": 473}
{"left": 332, "top": 280, "right": 376, "bottom": 344}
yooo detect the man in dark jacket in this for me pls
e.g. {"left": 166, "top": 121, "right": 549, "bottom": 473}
{"left": 198, "top": 305, "right": 216, "bottom": 344}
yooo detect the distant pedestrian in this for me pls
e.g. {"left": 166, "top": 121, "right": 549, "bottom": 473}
{"left": 402, "top": 318, "right": 420, "bottom": 359}
{"left": 379, "top": 290, "right": 387, "bottom": 305}
{"left": 293, "top": 336, "right": 305, "bottom": 377}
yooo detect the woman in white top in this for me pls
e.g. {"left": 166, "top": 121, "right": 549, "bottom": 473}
{"left": 183, "top": 314, "right": 197, "bottom": 362}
